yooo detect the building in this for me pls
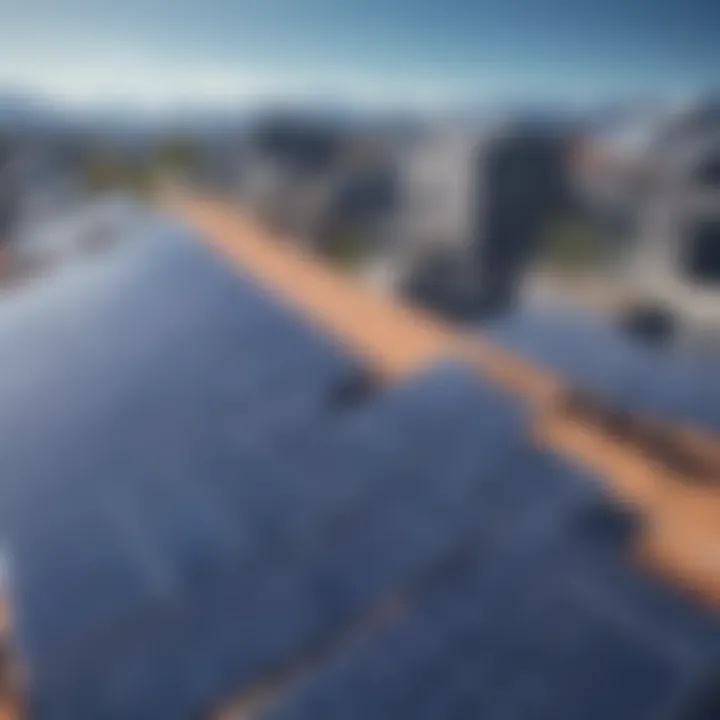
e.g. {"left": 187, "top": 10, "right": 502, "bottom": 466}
{"left": 239, "top": 115, "right": 343, "bottom": 237}
{"left": 577, "top": 100, "right": 720, "bottom": 354}
{"left": 393, "top": 124, "right": 569, "bottom": 319}
{"left": 240, "top": 117, "right": 397, "bottom": 255}
{"left": 0, "top": 139, "right": 18, "bottom": 247}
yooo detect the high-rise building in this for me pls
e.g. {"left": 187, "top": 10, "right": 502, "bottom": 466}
{"left": 396, "top": 125, "right": 568, "bottom": 319}
{"left": 0, "top": 140, "right": 17, "bottom": 248}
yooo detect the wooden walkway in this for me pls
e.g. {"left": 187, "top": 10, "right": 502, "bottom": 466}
{"left": 171, "top": 193, "right": 720, "bottom": 606}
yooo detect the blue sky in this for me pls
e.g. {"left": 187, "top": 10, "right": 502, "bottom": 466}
{"left": 1, "top": 0, "right": 718, "bottom": 110}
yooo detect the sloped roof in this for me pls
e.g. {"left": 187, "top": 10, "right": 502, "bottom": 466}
{"left": 178, "top": 196, "right": 720, "bottom": 596}
{"left": 0, "top": 205, "right": 717, "bottom": 719}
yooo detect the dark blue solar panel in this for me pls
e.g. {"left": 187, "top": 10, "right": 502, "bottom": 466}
{"left": 0, "top": 213, "right": 371, "bottom": 695}
{"left": 486, "top": 311, "right": 654, "bottom": 399}
{"left": 5, "top": 482, "right": 169, "bottom": 683}
{"left": 472, "top": 590, "right": 678, "bottom": 720}
{"left": 159, "top": 371, "right": 554, "bottom": 712}
{"left": 5, "top": 214, "right": 717, "bottom": 720}
{"left": 560, "top": 549, "right": 720, "bottom": 663}
{"left": 485, "top": 310, "right": 720, "bottom": 432}
{"left": 23, "top": 362, "right": 532, "bottom": 718}
{"left": 631, "top": 354, "right": 720, "bottom": 431}
{"left": 269, "top": 503, "right": 714, "bottom": 720}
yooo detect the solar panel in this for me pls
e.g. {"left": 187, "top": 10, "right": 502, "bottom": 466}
{"left": 486, "top": 310, "right": 720, "bottom": 432}
{"left": 6, "top": 482, "right": 170, "bottom": 682}
{"left": 21, "top": 361, "right": 530, "bottom": 716}
{"left": 0, "top": 213, "right": 374, "bottom": 691}
{"left": 5, "top": 215, "right": 717, "bottom": 719}
{"left": 473, "top": 591, "right": 678, "bottom": 720}
{"left": 269, "top": 499, "right": 713, "bottom": 720}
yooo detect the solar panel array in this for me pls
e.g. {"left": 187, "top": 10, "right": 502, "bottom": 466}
{"left": 0, "top": 213, "right": 716, "bottom": 719}
{"left": 485, "top": 309, "right": 720, "bottom": 432}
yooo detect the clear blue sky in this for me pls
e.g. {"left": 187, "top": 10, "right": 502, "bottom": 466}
{"left": 1, "top": 0, "right": 718, "bottom": 109}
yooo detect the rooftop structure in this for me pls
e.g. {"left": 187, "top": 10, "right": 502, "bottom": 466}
{"left": 0, "top": 195, "right": 716, "bottom": 718}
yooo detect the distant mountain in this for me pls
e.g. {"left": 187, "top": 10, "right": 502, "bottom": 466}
{"left": 0, "top": 90, "right": 61, "bottom": 131}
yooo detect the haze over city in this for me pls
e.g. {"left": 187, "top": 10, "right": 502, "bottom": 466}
{"left": 1, "top": 0, "right": 719, "bottom": 112}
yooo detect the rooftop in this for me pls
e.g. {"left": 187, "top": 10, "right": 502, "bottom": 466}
{"left": 0, "top": 194, "right": 716, "bottom": 718}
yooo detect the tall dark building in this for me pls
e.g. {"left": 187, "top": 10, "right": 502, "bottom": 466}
{"left": 0, "top": 140, "right": 18, "bottom": 247}
{"left": 398, "top": 125, "right": 569, "bottom": 319}
{"left": 473, "top": 130, "right": 568, "bottom": 314}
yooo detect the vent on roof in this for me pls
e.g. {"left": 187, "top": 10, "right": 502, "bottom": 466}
{"left": 618, "top": 304, "right": 676, "bottom": 347}
{"left": 328, "top": 369, "right": 380, "bottom": 412}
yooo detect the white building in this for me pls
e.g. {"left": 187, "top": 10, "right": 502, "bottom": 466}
{"left": 580, "top": 103, "right": 720, "bottom": 355}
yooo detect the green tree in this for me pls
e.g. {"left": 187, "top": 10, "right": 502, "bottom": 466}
{"left": 157, "top": 137, "right": 199, "bottom": 175}
{"left": 539, "top": 214, "right": 605, "bottom": 273}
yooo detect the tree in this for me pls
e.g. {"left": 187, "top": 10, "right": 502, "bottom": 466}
{"left": 539, "top": 214, "right": 605, "bottom": 273}
{"left": 157, "top": 137, "right": 199, "bottom": 176}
